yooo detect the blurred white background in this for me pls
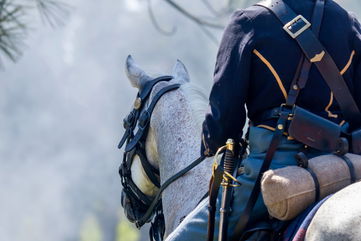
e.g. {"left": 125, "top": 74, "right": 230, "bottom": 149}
{"left": 0, "top": 0, "right": 358, "bottom": 240}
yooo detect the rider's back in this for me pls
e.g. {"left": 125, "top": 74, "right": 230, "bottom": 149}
{"left": 245, "top": 0, "right": 360, "bottom": 127}
{"left": 203, "top": 0, "right": 361, "bottom": 153}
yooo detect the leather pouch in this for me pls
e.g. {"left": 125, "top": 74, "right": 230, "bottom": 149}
{"left": 352, "top": 129, "right": 361, "bottom": 154}
{"left": 288, "top": 106, "right": 342, "bottom": 152}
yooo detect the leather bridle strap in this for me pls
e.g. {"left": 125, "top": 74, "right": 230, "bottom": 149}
{"left": 340, "top": 155, "right": 357, "bottom": 184}
{"left": 137, "top": 149, "right": 161, "bottom": 188}
{"left": 139, "top": 76, "right": 173, "bottom": 101}
{"left": 257, "top": 0, "right": 361, "bottom": 129}
{"left": 231, "top": 110, "right": 290, "bottom": 241}
{"left": 125, "top": 83, "right": 181, "bottom": 152}
{"left": 118, "top": 76, "right": 173, "bottom": 150}
{"left": 136, "top": 155, "right": 207, "bottom": 228}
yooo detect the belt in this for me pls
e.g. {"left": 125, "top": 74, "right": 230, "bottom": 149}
{"left": 253, "top": 107, "right": 344, "bottom": 127}
{"left": 252, "top": 107, "right": 282, "bottom": 124}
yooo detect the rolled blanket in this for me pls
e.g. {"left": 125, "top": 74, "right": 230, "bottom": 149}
{"left": 261, "top": 154, "right": 361, "bottom": 220}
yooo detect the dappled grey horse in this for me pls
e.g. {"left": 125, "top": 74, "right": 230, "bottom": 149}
{"left": 305, "top": 182, "right": 361, "bottom": 241}
{"left": 123, "top": 56, "right": 361, "bottom": 240}
{"left": 125, "top": 55, "right": 212, "bottom": 236}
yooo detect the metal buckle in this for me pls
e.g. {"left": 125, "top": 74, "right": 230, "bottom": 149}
{"left": 280, "top": 103, "right": 295, "bottom": 117}
{"left": 283, "top": 15, "right": 311, "bottom": 39}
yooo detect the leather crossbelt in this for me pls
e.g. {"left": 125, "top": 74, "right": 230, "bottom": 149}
{"left": 232, "top": 0, "right": 327, "bottom": 240}
{"left": 257, "top": 0, "right": 361, "bottom": 130}
{"left": 230, "top": 1, "right": 361, "bottom": 240}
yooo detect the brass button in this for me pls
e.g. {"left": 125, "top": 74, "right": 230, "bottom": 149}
{"left": 134, "top": 97, "right": 142, "bottom": 110}
{"left": 293, "top": 84, "right": 298, "bottom": 90}
{"left": 277, "top": 124, "right": 284, "bottom": 130}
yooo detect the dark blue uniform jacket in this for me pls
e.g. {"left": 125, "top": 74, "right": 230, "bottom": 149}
{"left": 201, "top": 0, "right": 361, "bottom": 155}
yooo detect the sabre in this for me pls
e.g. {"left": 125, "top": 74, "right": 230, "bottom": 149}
{"left": 218, "top": 139, "right": 237, "bottom": 241}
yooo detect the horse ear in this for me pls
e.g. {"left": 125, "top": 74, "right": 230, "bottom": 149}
{"left": 125, "top": 55, "right": 151, "bottom": 89}
{"left": 172, "top": 59, "right": 190, "bottom": 83}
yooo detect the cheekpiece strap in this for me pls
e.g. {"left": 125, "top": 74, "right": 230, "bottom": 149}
{"left": 125, "top": 84, "right": 181, "bottom": 152}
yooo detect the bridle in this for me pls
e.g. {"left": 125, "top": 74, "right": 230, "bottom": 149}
{"left": 118, "top": 75, "right": 206, "bottom": 240}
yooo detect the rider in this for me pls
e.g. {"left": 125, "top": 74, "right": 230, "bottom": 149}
{"left": 166, "top": 0, "right": 361, "bottom": 240}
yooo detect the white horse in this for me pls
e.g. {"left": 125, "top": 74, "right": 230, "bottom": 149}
{"left": 305, "top": 182, "right": 361, "bottom": 241}
{"left": 125, "top": 55, "right": 212, "bottom": 237}
{"left": 124, "top": 56, "right": 361, "bottom": 240}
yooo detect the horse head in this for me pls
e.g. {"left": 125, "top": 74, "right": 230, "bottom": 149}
{"left": 124, "top": 55, "right": 193, "bottom": 193}
{"left": 122, "top": 55, "right": 211, "bottom": 236}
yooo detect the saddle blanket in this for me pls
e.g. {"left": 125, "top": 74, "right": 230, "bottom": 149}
{"left": 283, "top": 195, "right": 332, "bottom": 241}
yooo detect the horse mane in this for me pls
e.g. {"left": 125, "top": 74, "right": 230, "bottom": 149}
{"left": 180, "top": 82, "right": 209, "bottom": 128}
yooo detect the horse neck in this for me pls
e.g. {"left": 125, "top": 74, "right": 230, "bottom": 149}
{"left": 147, "top": 83, "right": 212, "bottom": 235}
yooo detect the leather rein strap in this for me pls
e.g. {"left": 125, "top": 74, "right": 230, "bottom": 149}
{"left": 257, "top": 0, "right": 361, "bottom": 130}
{"left": 231, "top": 1, "right": 325, "bottom": 240}
{"left": 136, "top": 155, "right": 207, "bottom": 228}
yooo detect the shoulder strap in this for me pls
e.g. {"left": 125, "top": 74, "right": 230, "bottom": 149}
{"left": 286, "top": 0, "right": 325, "bottom": 106}
{"left": 230, "top": 1, "right": 325, "bottom": 240}
{"left": 257, "top": 0, "right": 361, "bottom": 129}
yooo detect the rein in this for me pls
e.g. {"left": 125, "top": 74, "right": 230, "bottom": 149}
{"left": 136, "top": 155, "right": 206, "bottom": 227}
{"left": 118, "top": 75, "right": 207, "bottom": 239}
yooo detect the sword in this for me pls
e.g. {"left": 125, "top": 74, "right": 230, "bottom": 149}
{"left": 218, "top": 139, "right": 237, "bottom": 241}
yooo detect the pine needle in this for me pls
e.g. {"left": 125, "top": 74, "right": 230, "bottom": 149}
{"left": 0, "top": 0, "right": 70, "bottom": 66}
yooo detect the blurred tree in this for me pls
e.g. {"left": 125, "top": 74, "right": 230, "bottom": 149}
{"left": 147, "top": 0, "right": 257, "bottom": 43}
{"left": 0, "top": 0, "right": 69, "bottom": 65}
{"left": 80, "top": 214, "right": 103, "bottom": 241}
{"left": 150, "top": 0, "right": 361, "bottom": 42}
{"left": 116, "top": 219, "right": 139, "bottom": 241}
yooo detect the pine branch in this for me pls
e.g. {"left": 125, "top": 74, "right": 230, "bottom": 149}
{"left": 201, "top": 0, "right": 231, "bottom": 17}
{"left": 147, "top": 0, "right": 176, "bottom": 36}
{"left": 0, "top": 0, "right": 26, "bottom": 63}
{"left": 163, "top": 0, "right": 225, "bottom": 29}
{"left": 146, "top": 0, "right": 257, "bottom": 44}
{"left": 0, "top": 0, "right": 69, "bottom": 66}
{"left": 35, "top": 0, "right": 70, "bottom": 27}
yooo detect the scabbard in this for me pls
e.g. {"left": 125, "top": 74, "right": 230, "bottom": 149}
{"left": 218, "top": 140, "right": 236, "bottom": 241}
